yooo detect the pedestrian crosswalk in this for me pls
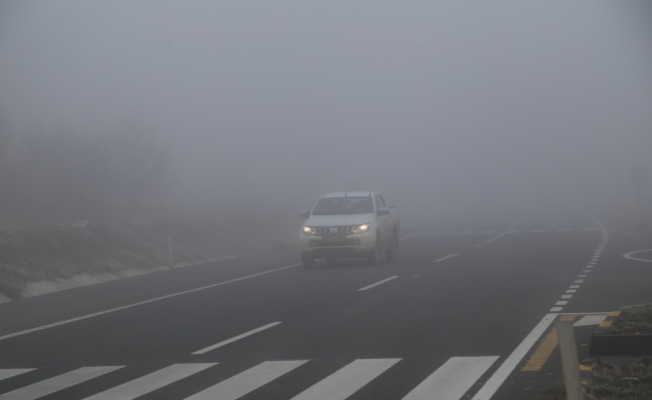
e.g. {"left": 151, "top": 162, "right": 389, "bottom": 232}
{"left": 402, "top": 357, "right": 498, "bottom": 400}
{"left": 0, "top": 356, "right": 499, "bottom": 400}
{"left": 0, "top": 367, "right": 122, "bottom": 400}
{"left": 186, "top": 361, "right": 307, "bottom": 400}
{"left": 84, "top": 364, "right": 214, "bottom": 400}
{"left": 290, "top": 359, "right": 400, "bottom": 400}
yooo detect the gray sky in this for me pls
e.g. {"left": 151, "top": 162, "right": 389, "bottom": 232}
{"left": 1, "top": 1, "right": 651, "bottom": 224}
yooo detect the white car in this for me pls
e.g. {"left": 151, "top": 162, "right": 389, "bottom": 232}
{"left": 299, "top": 191, "right": 400, "bottom": 268}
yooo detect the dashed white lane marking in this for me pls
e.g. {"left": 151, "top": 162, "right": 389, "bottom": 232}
{"left": 472, "top": 314, "right": 557, "bottom": 400}
{"left": 434, "top": 253, "right": 458, "bottom": 263}
{"left": 358, "top": 276, "right": 399, "bottom": 291}
{"left": 402, "top": 356, "right": 499, "bottom": 400}
{"left": 192, "top": 323, "right": 282, "bottom": 355}
{"left": 566, "top": 290, "right": 576, "bottom": 294}
{"left": 551, "top": 219, "right": 609, "bottom": 313}
{"left": 0, "top": 367, "right": 123, "bottom": 400}
{"left": 186, "top": 361, "right": 308, "bottom": 400}
{"left": 573, "top": 315, "right": 608, "bottom": 327}
{"left": 0, "top": 264, "right": 301, "bottom": 342}
{"left": 485, "top": 221, "right": 521, "bottom": 243}
{"left": 0, "top": 369, "right": 35, "bottom": 381}
{"left": 623, "top": 249, "right": 652, "bottom": 262}
{"left": 290, "top": 359, "right": 401, "bottom": 400}
{"left": 84, "top": 364, "right": 215, "bottom": 400}
{"left": 561, "top": 295, "right": 572, "bottom": 299}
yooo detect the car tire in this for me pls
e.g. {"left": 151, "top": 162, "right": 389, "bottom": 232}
{"left": 386, "top": 231, "right": 398, "bottom": 262}
{"left": 367, "top": 235, "right": 381, "bottom": 266}
{"left": 302, "top": 255, "right": 315, "bottom": 269}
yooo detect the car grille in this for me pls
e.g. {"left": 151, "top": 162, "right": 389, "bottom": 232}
{"left": 314, "top": 226, "right": 355, "bottom": 235}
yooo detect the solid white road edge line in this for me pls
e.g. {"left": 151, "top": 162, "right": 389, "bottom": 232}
{"left": 358, "top": 276, "right": 399, "bottom": 291}
{"left": 192, "top": 322, "right": 282, "bottom": 354}
{"left": 471, "top": 313, "right": 557, "bottom": 400}
{"left": 0, "top": 264, "right": 301, "bottom": 342}
{"left": 485, "top": 220, "right": 521, "bottom": 243}
{"left": 433, "top": 253, "right": 458, "bottom": 263}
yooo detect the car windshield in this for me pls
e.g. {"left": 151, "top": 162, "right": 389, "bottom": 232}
{"left": 312, "top": 197, "right": 374, "bottom": 215}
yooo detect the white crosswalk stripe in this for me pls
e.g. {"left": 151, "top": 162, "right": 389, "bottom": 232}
{"left": 0, "top": 369, "right": 35, "bottom": 382}
{"left": 0, "top": 357, "right": 509, "bottom": 400}
{"left": 402, "top": 356, "right": 499, "bottom": 400}
{"left": 289, "top": 358, "right": 401, "bottom": 400}
{"left": 185, "top": 360, "right": 308, "bottom": 400}
{"left": 0, "top": 367, "right": 122, "bottom": 400}
{"left": 83, "top": 363, "right": 215, "bottom": 400}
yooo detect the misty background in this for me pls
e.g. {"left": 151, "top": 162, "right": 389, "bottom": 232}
{"left": 1, "top": 1, "right": 651, "bottom": 228}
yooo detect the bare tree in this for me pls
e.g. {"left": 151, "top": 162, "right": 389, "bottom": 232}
{"left": 0, "top": 117, "right": 175, "bottom": 224}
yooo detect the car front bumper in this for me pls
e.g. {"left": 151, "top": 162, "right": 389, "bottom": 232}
{"left": 299, "top": 231, "right": 376, "bottom": 259}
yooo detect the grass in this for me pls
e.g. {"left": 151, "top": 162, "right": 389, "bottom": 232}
{"left": 0, "top": 216, "right": 296, "bottom": 299}
{"left": 610, "top": 304, "right": 652, "bottom": 335}
{"left": 586, "top": 358, "right": 652, "bottom": 400}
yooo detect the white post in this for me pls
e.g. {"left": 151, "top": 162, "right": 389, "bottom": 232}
{"left": 557, "top": 320, "right": 583, "bottom": 400}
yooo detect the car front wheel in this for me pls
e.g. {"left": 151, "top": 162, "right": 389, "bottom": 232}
{"left": 367, "top": 235, "right": 381, "bottom": 266}
{"left": 386, "top": 231, "right": 398, "bottom": 262}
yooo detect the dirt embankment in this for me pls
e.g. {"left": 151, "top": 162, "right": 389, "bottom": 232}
{"left": 0, "top": 217, "right": 297, "bottom": 300}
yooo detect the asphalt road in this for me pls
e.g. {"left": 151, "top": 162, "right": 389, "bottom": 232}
{"left": 0, "top": 218, "right": 648, "bottom": 399}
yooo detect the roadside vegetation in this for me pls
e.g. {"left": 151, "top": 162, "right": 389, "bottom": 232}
{"left": 0, "top": 117, "right": 174, "bottom": 225}
{"left": 585, "top": 358, "right": 652, "bottom": 400}
{"left": 0, "top": 117, "right": 297, "bottom": 300}
{"left": 0, "top": 215, "right": 295, "bottom": 300}
{"left": 610, "top": 304, "right": 652, "bottom": 335}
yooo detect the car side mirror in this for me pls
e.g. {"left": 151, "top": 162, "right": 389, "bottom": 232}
{"left": 300, "top": 210, "right": 310, "bottom": 218}
{"left": 378, "top": 207, "right": 390, "bottom": 216}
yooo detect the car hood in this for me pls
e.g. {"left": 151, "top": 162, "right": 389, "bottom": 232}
{"left": 306, "top": 214, "right": 374, "bottom": 226}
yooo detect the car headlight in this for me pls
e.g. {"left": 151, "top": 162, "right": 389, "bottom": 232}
{"left": 302, "top": 226, "right": 315, "bottom": 236}
{"left": 352, "top": 223, "right": 371, "bottom": 234}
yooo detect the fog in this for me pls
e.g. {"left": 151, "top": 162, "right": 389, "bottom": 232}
{"left": 1, "top": 1, "right": 651, "bottom": 227}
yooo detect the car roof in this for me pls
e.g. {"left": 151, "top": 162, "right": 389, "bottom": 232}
{"left": 322, "top": 191, "right": 372, "bottom": 198}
